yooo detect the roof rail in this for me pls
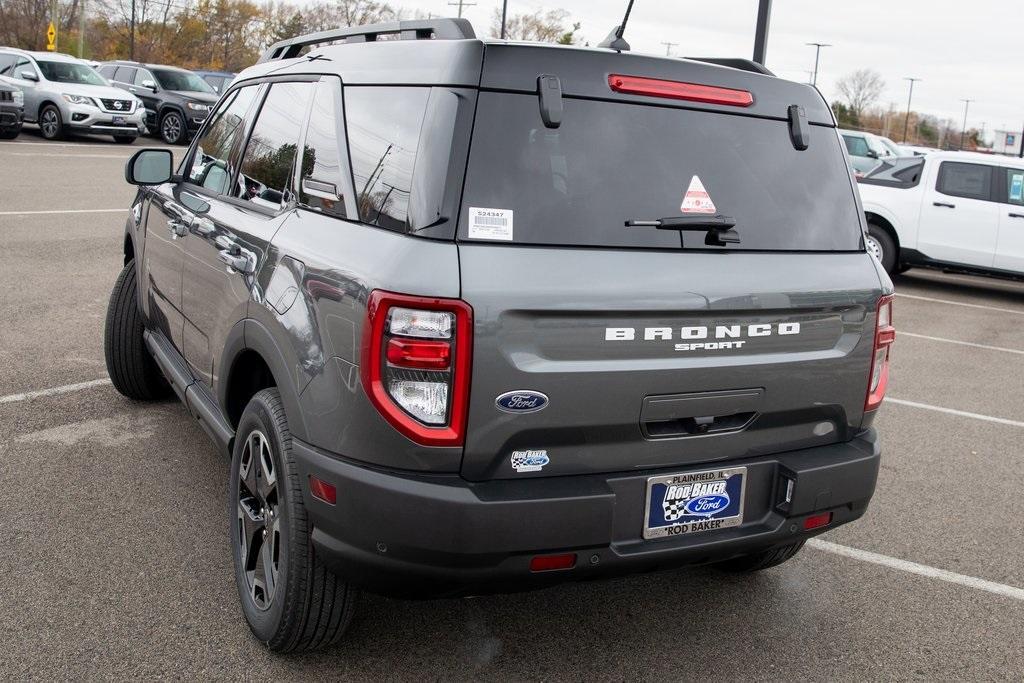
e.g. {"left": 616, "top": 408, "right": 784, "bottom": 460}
{"left": 684, "top": 57, "right": 775, "bottom": 76}
{"left": 259, "top": 17, "right": 476, "bottom": 62}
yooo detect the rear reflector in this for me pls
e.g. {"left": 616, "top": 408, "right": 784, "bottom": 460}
{"left": 529, "top": 553, "right": 577, "bottom": 572}
{"left": 608, "top": 74, "right": 754, "bottom": 107}
{"left": 309, "top": 476, "right": 336, "bottom": 505}
{"left": 803, "top": 511, "right": 832, "bottom": 530}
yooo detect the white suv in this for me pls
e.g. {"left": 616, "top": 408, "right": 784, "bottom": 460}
{"left": 0, "top": 49, "right": 144, "bottom": 142}
{"left": 857, "top": 152, "right": 1024, "bottom": 277}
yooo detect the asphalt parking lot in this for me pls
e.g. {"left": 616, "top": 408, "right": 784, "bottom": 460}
{"left": 2, "top": 129, "right": 1023, "bottom": 680}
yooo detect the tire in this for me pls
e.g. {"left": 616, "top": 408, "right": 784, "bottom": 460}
{"left": 113, "top": 134, "right": 137, "bottom": 144}
{"left": 230, "top": 388, "right": 359, "bottom": 652}
{"left": 38, "top": 104, "right": 64, "bottom": 140}
{"left": 713, "top": 540, "right": 805, "bottom": 572}
{"left": 866, "top": 223, "right": 897, "bottom": 275}
{"left": 159, "top": 110, "right": 185, "bottom": 145}
{"left": 103, "top": 261, "right": 171, "bottom": 400}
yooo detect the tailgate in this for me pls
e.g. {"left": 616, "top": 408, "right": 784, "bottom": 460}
{"left": 459, "top": 248, "right": 883, "bottom": 480}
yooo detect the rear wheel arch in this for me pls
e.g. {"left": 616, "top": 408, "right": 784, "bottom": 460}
{"left": 221, "top": 320, "right": 308, "bottom": 441}
{"left": 123, "top": 233, "right": 134, "bottom": 265}
{"left": 865, "top": 212, "right": 900, "bottom": 250}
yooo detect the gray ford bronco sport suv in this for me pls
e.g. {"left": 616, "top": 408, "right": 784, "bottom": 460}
{"left": 104, "top": 18, "right": 895, "bottom": 652}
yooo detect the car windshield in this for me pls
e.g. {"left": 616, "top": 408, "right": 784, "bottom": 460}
{"left": 153, "top": 69, "right": 215, "bottom": 93}
{"left": 36, "top": 60, "right": 106, "bottom": 85}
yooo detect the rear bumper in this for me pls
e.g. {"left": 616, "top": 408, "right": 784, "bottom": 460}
{"left": 295, "top": 431, "right": 880, "bottom": 597}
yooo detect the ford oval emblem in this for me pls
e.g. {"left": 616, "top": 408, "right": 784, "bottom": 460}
{"left": 683, "top": 494, "right": 730, "bottom": 517}
{"left": 495, "top": 390, "right": 549, "bottom": 414}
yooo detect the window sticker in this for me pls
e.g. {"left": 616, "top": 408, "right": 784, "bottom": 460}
{"left": 680, "top": 175, "right": 717, "bottom": 214}
{"left": 1011, "top": 173, "right": 1023, "bottom": 202}
{"left": 468, "top": 207, "right": 513, "bottom": 241}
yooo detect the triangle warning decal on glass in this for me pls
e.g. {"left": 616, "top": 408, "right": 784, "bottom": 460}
{"left": 680, "top": 175, "right": 717, "bottom": 214}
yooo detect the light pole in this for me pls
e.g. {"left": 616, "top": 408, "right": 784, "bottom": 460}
{"left": 805, "top": 42, "right": 830, "bottom": 86}
{"left": 660, "top": 41, "right": 678, "bottom": 56}
{"left": 959, "top": 99, "right": 973, "bottom": 150}
{"left": 500, "top": 0, "right": 508, "bottom": 38}
{"left": 902, "top": 77, "right": 921, "bottom": 144}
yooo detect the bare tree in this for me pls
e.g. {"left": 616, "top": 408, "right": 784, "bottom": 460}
{"left": 490, "top": 7, "right": 581, "bottom": 44}
{"left": 337, "top": 0, "right": 398, "bottom": 27}
{"left": 836, "top": 69, "right": 885, "bottom": 120}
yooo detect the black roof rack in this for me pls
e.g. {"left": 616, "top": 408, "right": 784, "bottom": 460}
{"left": 259, "top": 18, "right": 476, "bottom": 62}
{"left": 684, "top": 57, "right": 774, "bottom": 76}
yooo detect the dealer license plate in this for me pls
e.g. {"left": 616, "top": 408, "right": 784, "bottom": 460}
{"left": 643, "top": 466, "right": 746, "bottom": 539}
{"left": 112, "top": 115, "right": 125, "bottom": 124}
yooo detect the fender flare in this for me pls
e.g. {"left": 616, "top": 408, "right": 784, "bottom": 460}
{"left": 219, "top": 318, "right": 309, "bottom": 442}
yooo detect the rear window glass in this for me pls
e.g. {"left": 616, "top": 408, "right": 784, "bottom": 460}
{"left": 937, "top": 161, "right": 992, "bottom": 201}
{"left": 459, "top": 93, "right": 863, "bottom": 251}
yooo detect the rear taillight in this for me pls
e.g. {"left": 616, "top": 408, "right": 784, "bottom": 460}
{"left": 361, "top": 290, "right": 472, "bottom": 446}
{"left": 608, "top": 74, "right": 754, "bottom": 107}
{"left": 864, "top": 295, "right": 895, "bottom": 411}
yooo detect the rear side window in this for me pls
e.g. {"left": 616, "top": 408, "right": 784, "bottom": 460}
{"left": 234, "top": 81, "right": 315, "bottom": 210}
{"left": 187, "top": 85, "right": 260, "bottom": 194}
{"left": 113, "top": 66, "right": 136, "bottom": 83}
{"left": 460, "top": 93, "right": 863, "bottom": 251}
{"left": 843, "top": 134, "right": 870, "bottom": 157}
{"left": 298, "top": 78, "right": 349, "bottom": 219}
{"left": 97, "top": 64, "right": 115, "bottom": 79}
{"left": 344, "top": 86, "right": 429, "bottom": 231}
{"left": 937, "top": 162, "right": 992, "bottom": 201}
{"left": 859, "top": 158, "right": 924, "bottom": 188}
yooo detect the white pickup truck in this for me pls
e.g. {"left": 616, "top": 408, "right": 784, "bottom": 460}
{"left": 857, "top": 151, "right": 1024, "bottom": 278}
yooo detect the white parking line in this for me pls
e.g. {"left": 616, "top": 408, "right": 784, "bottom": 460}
{"left": 0, "top": 208, "right": 125, "bottom": 215}
{"left": 0, "top": 378, "right": 111, "bottom": 404}
{"left": 887, "top": 397, "right": 1024, "bottom": 428}
{"left": 895, "top": 292, "right": 1024, "bottom": 316}
{"left": 0, "top": 141, "right": 161, "bottom": 150}
{"left": 4, "top": 152, "right": 131, "bottom": 159}
{"left": 900, "top": 331, "right": 1024, "bottom": 355}
{"left": 808, "top": 539, "right": 1024, "bottom": 602}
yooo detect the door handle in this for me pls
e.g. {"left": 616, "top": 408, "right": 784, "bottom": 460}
{"left": 218, "top": 249, "right": 254, "bottom": 274}
{"left": 214, "top": 234, "right": 239, "bottom": 254}
{"left": 168, "top": 219, "right": 188, "bottom": 238}
{"left": 191, "top": 217, "right": 215, "bottom": 236}
{"left": 1009, "top": 213, "right": 1024, "bottom": 219}
{"left": 933, "top": 201, "right": 956, "bottom": 208}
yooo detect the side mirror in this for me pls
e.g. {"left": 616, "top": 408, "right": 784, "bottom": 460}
{"left": 865, "top": 149, "right": 879, "bottom": 159}
{"left": 141, "top": 79, "right": 157, "bottom": 92}
{"left": 20, "top": 70, "right": 39, "bottom": 82}
{"left": 125, "top": 148, "right": 175, "bottom": 185}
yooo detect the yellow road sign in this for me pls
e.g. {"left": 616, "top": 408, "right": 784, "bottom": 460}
{"left": 46, "top": 22, "right": 56, "bottom": 51}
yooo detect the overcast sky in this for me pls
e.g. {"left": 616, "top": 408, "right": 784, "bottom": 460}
{"left": 408, "top": 0, "right": 1020, "bottom": 141}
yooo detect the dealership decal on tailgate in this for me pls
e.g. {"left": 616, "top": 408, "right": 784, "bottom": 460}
{"left": 644, "top": 467, "right": 746, "bottom": 539}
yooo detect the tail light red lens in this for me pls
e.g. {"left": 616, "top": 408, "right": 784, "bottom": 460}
{"left": 864, "top": 295, "right": 895, "bottom": 411}
{"left": 361, "top": 290, "right": 472, "bottom": 447}
{"left": 608, "top": 74, "right": 754, "bottom": 107}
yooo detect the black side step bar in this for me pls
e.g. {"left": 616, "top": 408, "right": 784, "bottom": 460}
{"left": 260, "top": 18, "right": 476, "bottom": 62}
{"left": 144, "top": 330, "right": 234, "bottom": 456}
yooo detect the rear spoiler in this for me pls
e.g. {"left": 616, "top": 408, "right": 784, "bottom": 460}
{"left": 259, "top": 18, "right": 476, "bottom": 62}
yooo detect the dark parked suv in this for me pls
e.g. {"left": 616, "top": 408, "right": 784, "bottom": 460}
{"left": 0, "top": 81, "right": 23, "bottom": 138}
{"left": 104, "top": 19, "right": 894, "bottom": 652}
{"left": 98, "top": 61, "right": 219, "bottom": 144}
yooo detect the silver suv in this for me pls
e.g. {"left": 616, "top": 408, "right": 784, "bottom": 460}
{"left": 0, "top": 49, "right": 144, "bottom": 143}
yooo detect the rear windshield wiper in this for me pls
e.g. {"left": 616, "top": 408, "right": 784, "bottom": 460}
{"left": 625, "top": 214, "right": 740, "bottom": 246}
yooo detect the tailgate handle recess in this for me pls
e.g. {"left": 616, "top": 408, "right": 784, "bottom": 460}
{"left": 641, "top": 388, "right": 763, "bottom": 439}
